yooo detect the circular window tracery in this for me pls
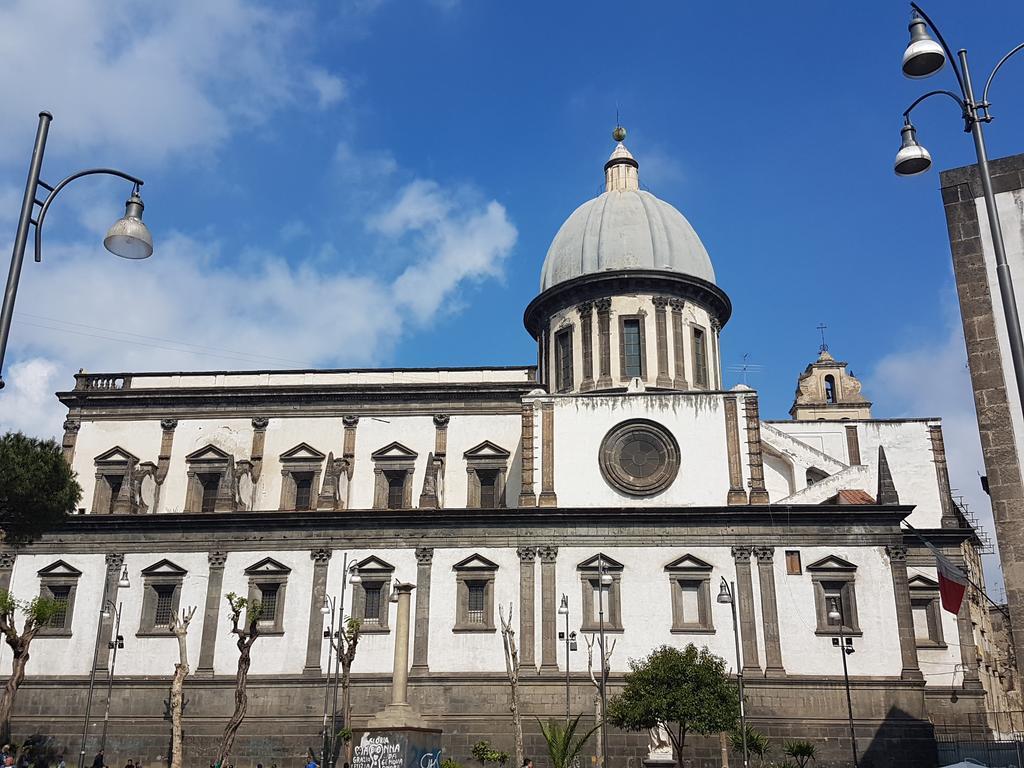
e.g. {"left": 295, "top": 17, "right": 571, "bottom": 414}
{"left": 598, "top": 419, "right": 680, "bottom": 496}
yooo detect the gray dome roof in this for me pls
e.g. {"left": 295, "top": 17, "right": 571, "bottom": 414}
{"left": 539, "top": 141, "right": 715, "bottom": 292}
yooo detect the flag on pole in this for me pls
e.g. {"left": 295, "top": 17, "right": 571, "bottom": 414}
{"left": 934, "top": 550, "right": 969, "bottom": 615}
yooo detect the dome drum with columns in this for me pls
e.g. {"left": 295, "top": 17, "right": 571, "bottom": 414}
{"left": 524, "top": 130, "right": 731, "bottom": 394}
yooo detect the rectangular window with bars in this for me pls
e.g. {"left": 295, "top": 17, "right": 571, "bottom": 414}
{"left": 199, "top": 473, "right": 220, "bottom": 514}
{"left": 47, "top": 585, "right": 70, "bottom": 629}
{"left": 386, "top": 471, "right": 406, "bottom": 509}
{"left": 555, "top": 328, "right": 573, "bottom": 392}
{"left": 293, "top": 472, "right": 314, "bottom": 510}
{"left": 622, "top": 319, "right": 643, "bottom": 378}
{"left": 693, "top": 327, "right": 708, "bottom": 388}
{"left": 258, "top": 583, "right": 280, "bottom": 625}
{"left": 363, "top": 585, "right": 382, "bottom": 625}
{"left": 467, "top": 582, "right": 486, "bottom": 624}
{"left": 153, "top": 584, "right": 176, "bottom": 627}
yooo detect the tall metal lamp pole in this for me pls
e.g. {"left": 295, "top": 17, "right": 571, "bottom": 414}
{"left": 895, "top": 5, "right": 1024, "bottom": 410}
{"left": 596, "top": 556, "right": 612, "bottom": 767}
{"left": 558, "top": 594, "right": 570, "bottom": 721}
{"left": 828, "top": 600, "right": 858, "bottom": 768}
{"left": 717, "top": 578, "right": 747, "bottom": 768}
{"left": 98, "top": 602, "right": 124, "bottom": 754}
{"left": 321, "top": 594, "right": 338, "bottom": 765}
{"left": 0, "top": 112, "right": 153, "bottom": 390}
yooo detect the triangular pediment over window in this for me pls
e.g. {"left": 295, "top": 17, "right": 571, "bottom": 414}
{"left": 280, "top": 442, "right": 326, "bottom": 461}
{"left": 909, "top": 574, "right": 939, "bottom": 589}
{"left": 244, "top": 557, "right": 292, "bottom": 576}
{"left": 186, "top": 444, "right": 232, "bottom": 462}
{"left": 664, "top": 554, "right": 714, "bottom": 572}
{"left": 453, "top": 554, "right": 499, "bottom": 571}
{"left": 94, "top": 446, "right": 139, "bottom": 465}
{"left": 37, "top": 559, "right": 83, "bottom": 578}
{"left": 141, "top": 559, "right": 188, "bottom": 577}
{"left": 357, "top": 555, "right": 395, "bottom": 573}
{"left": 371, "top": 442, "right": 418, "bottom": 460}
{"left": 463, "top": 441, "right": 511, "bottom": 460}
{"left": 577, "top": 553, "right": 624, "bottom": 572}
{"left": 806, "top": 555, "right": 858, "bottom": 572}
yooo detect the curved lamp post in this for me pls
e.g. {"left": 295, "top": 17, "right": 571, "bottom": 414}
{"left": 79, "top": 566, "right": 130, "bottom": 768}
{"left": 596, "top": 556, "right": 612, "bottom": 767}
{"left": 0, "top": 111, "right": 153, "bottom": 389}
{"left": 717, "top": 578, "right": 747, "bottom": 768}
{"left": 828, "top": 600, "right": 858, "bottom": 768}
{"left": 325, "top": 558, "right": 361, "bottom": 768}
{"left": 894, "top": 5, "right": 1024, "bottom": 414}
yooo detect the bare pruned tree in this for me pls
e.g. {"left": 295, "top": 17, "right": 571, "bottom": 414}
{"left": 214, "top": 593, "right": 261, "bottom": 767}
{"left": 0, "top": 591, "right": 59, "bottom": 743}
{"left": 584, "top": 634, "right": 616, "bottom": 768}
{"left": 168, "top": 605, "right": 197, "bottom": 768}
{"left": 498, "top": 603, "right": 524, "bottom": 768}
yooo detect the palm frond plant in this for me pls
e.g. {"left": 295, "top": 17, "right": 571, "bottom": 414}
{"left": 538, "top": 714, "right": 600, "bottom": 768}
{"left": 784, "top": 740, "right": 816, "bottom": 768}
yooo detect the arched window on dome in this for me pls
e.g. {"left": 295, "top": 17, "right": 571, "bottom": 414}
{"left": 824, "top": 375, "right": 837, "bottom": 404}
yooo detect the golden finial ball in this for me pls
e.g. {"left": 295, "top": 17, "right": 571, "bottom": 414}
{"left": 612, "top": 125, "right": 627, "bottom": 142}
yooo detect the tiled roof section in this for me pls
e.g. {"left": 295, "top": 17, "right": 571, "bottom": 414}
{"left": 821, "top": 489, "right": 876, "bottom": 505}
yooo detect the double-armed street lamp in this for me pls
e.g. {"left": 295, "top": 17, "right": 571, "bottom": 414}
{"left": 556, "top": 594, "right": 577, "bottom": 722}
{"left": 0, "top": 111, "right": 154, "bottom": 389}
{"left": 894, "top": 5, "right": 1024, "bottom": 410}
{"left": 827, "top": 600, "right": 858, "bottom": 768}
{"left": 321, "top": 557, "right": 362, "bottom": 768}
{"left": 717, "top": 578, "right": 747, "bottom": 768}
{"left": 79, "top": 566, "right": 130, "bottom": 768}
{"left": 99, "top": 600, "right": 126, "bottom": 755}
{"left": 595, "top": 556, "right": 612, "bottom": 767}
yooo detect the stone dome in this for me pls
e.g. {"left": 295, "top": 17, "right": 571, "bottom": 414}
{"left": 539, "top": 141, "right": 716, "bottom": 292}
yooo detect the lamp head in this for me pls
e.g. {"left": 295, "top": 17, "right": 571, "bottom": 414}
{"left": 902, "top": 13, "right": 945, "bottom": 79}
{"left": 558, "top": 595, "right": 569, "bottom": 615}
{"left": 320, "top": 597, "right": 331, "bottom": 616}
{"left": 827, "top": 599, "right": 842, "bottom": 624}
{"left": 389, "top": 580, "right": 400, "bottom": 603}
{"left": 600, "top": 572, "right": 613, "bottom": 586}
{"left": 349, "top": 565, "right": 361, "bottom": 585}
{"left": 118, "top": 566, "right": 130, "bottom": 589}
{"left": 894, "top": 121, "right": 933, "bottom": 176}
{"left": 104, "top": 189, "right": 154, "bottom": 260}
{"left": 101, "top": 606, "right": 111, "bottom": 619}
{"left": 716, "top": 579, "right": 733, "bottom": 604}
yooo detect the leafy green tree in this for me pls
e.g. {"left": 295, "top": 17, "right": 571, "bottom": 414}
{"left": 0, "top": 590, "right": 61, "bottom": 741}
{"left": 537, "top": 715, "right": 599, "bottom": 768}
{"left": 471, "top": 740, "right": 509, "bottom": 768}
{"left": 606, "top": 644, "right": 740, "bottom": 766}
{"left": 0, "top": 432, "right": 81, "bottom": 546}
{"left": 784, "top": 740, "right": 817, "bottom": 767}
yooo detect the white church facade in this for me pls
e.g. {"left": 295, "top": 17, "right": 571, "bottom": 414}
{"left": 0, "top": 134, "right": 998, "bottom": 767}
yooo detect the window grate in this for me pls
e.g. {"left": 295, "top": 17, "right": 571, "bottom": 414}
{"left": 258, "top": 583, "right": 280, "bottom": 624}
{"left": 154, "top": 584, "right": 175, "bottom": 626}
{"left": 467, "top": 582, "right": 486, "bottom": 624}
{"left": 623, "top": 319, "right": 642, "bottom": 378}
{"left": 293, "top": 472, "right": 314, "bottom": 510}
{"left": 363, "top": 586, "right": 382, "bottom": 625}
{"left": 48, "top": 585, "right": 70, "bottom": 628}
{"left": 199, "top": 473, "right": 220, "bottom": 513}
{"left": 386, "top": 471, "right": 405, "bottom": 509}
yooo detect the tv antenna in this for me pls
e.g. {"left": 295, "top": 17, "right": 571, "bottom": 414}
{"left": 726, "top": 353, "right": 764, "bottom": 386}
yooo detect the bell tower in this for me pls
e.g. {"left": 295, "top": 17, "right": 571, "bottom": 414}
{"left": 789, "top": 347, "right": 872, "bottom": 421}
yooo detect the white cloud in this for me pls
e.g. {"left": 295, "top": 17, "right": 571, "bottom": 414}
{"left": 0, "top": 358, "right": 62, "bottom": 439}
{"left": 0, "top": 0, "right": 333, "bottom": 165}
{"left": 369, "top": 180, "right": 454, "bottom": 236}
{"left": 868, "top": 295, "right": 1003, "bottom": 592}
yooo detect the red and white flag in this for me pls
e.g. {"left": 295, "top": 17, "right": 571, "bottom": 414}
{"left": 934, "top": 551, "right": 969, "bottom": 615}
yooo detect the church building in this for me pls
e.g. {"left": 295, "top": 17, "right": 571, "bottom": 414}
{"left": 0, "top": 132, "right": 998, "bottom": 767}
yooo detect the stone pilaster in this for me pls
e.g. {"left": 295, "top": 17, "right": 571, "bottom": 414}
{"left": 517, "top": 547, "right": 537, "bottom": 668}
{"left": 946, "top": 548, "right": 984, "bottom": 690}
{"left": 95, "top": 553, "right": 125, "bottom": 674}
{"left": 723, "top": 397, "right": 746, "bottom": 505}
{"left": 578, "top": 302, "right": 595, "bottom": 392}
{"left": 153, "top": 419, "right": 177, "bottom": 514}
{"left": 304, "top": 548, "right": 332, "bottom": 674}
{"left": 0, "top": 552, "right": 15, "bottom": 592}
{"left": 929, "top": 425, "right": 958, "bottom": 528}
{"left": 61, "top": 417, "right": 81, "bottom": 465}
{"left": 538, "top": 402, "right": 557, "bottom": 507}
{"left": 670, "top": 299, "right": 688, "bottom": 389}
{"left": 711, "top": 318, "right": 722, "bottom": 389}
{"left": 197, "top": 551, "right": 227, "bottom": 676}
{"left": 753, "top": 547, "right": 785, "bottom": 677}
{"left": 742, "top": 395, "right": 770, "bottom": 504}
{"left": 885, "top": 545, "right": 923, "bottom": 681}
{"left": 845, "top": 424, "right": 862, "bottom": 466}
{"left": 518, "top": 403, "right": 537, "bottom": 507}
{"left": 249, "top": 417, "right": 269, "bottom": 484}
{"left": 540, "top": 322, "right": 551, "bottom": 390}
{"left": 420, "top": 415, "right": 449, "bottom": 509}
{"left": 595, "top": 298, "right": 613, "bottom": 389}
{"left": 538, "top": 546, "right": 558, "bottom": 670}
{"left": 342, "top": 415, "right": 359, "bottom": 461}
{"left": 652, "top": 297, "right": 672, "bottom": 388}
{"left": 412, "top": 546, "right": 433, "bottom": 673}
{"left": 731, "top": 546, "right": 761, "bottom": 675}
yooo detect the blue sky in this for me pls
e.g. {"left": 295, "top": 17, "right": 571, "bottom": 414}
{"left": 0, "top": 0, "right": 1021, "bottom": 585}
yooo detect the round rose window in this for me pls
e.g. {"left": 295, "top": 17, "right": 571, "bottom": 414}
{"left": 598, "top": 419, "right": 680, "bottom": 496}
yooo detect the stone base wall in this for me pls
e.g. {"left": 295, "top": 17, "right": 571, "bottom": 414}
{"left": 6, "top": 674, "right": 942, "bottom": 768}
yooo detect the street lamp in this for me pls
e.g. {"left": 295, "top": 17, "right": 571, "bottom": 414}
{"left": 596, "top": 555, "right": 612, "bottom": 767}
{"left": 557, "top": 594, "right": 575, "bottom": 722}
{"left": 79, "top": 566, "right": 130, "bottom": 768}
{"left": 828, "top": 600, "right": 858, "bottom": 768}
{"left": 717, "top": 578, "right": 747, "bottom": 768}
{"left": 326, "top": 558, "right": 362, "bottom": 768}
{"left": 99, "top": 601, "right": 125, "bottom": 754}
{"left": 0, "top": 112, "right": 153, "bottom": 389}
{"left": 894, "top": 5, "right": 1024, "bottom": 418}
